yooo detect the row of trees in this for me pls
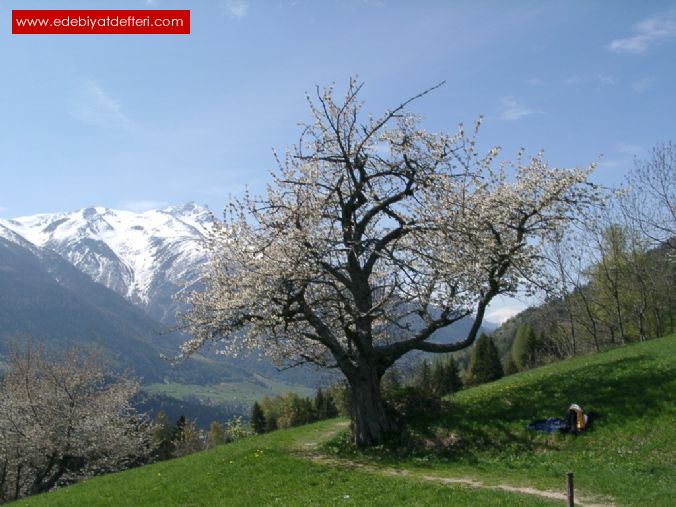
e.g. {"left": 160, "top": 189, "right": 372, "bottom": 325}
{"left": 546, "top": 225, "right": 673, "bottom": 357}
{"left": 0, "top": 333, "right": 504, "bottom": 505}
{"left": 146, "top": 387, "right": 344, "bottom": 463}
{"left": 251, "top": 388, "right": 340, "bottom": 434}
{"left": 481, "top": 144, "right": 675, "bottom": 372}
{"left": 0, "top": 342, "right": 360, "bottom": 504}
{"left": 383, "top": 355, "right": 463, "bottom": 397}
{"left": 251, "top": 359, "right": 463, "bottom": 434}
{"left": 150, "top": 412, "right": 254, "bottom": 461}
{"left": 0, "top": 345, "right": 297, "bottom": 502}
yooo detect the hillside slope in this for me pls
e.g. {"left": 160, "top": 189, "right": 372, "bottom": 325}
{"left": 0, "top": 234, "right": 172, "bottom": 382}
{"left": 334, "top": 333, "right": 676, "bottom": 507}
{"left": 16, "top": 334, "right": 675, "bottom": 506}
{"left": 0, "top": 233, "right": 297, "bottom": 391}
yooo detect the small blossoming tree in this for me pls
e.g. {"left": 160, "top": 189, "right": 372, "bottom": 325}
{"left": 181, "top": 79, "right": 599, "bottom": 447}
{"left": 0, "top": 345, "right": 151, "bottom": 501}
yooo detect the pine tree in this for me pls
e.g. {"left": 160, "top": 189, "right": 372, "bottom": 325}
{"left": 503, "top": 355, "right": 519, "bottom": 376}
{"left": 264, "top": 413, "right": 278, "bottom": 432}
{"left": 416, "top": 359, "right": 433, "bottom": 391}
{"left": 431, "top": 357, "right": 463, "bottom": 396}
{"left": 324, "top": 391, "right": 338, "bottom": 418}
{"left": 251, "top": 401, "right": 266, "bottom": 434}
{"left": 293, "top": 396, "right": 315, "bottom": 426}
{"left": 431, "top": 360, "right": 446, "bottom": 397}
{"left": 512, "top": 324, "right": 540, "bottom": 370}
{"left": 173, "top": 415, "right": 187, "bottom": 441}
{"left": 444, "top": 357, "right": 463, "bottom": 394}
{"left": 314, "top": 388, "right": 326, "bottom": 419}
{"left": 151, "top": 410, "right": 174, "bottom": 461}
{"left": 469, "top": 334, "right": 504, "bottom": 384}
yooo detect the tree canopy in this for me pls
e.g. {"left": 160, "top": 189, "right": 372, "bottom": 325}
{"left": 181, "top": 79, "right": 600, "bottom": 446}
{"left": 0, "top": 345, "right": 150, "bottom": 502}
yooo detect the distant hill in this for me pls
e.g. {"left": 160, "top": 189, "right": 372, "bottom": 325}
{"left": 0, "top": 227, "right": 280, "bottom": 388}
{"left": 0, "top": 230, "right": 167, "bottom": 382}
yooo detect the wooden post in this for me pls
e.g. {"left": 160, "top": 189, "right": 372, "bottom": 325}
{"left": 566, "top": 471, "right": 574, "bottom": 507}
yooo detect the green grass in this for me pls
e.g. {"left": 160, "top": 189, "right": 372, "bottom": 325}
{"left": 327, "top": 333, "right": 676, "bottom": 507}
{"left": 16, "top": 421, "right": 558, "bottom": 506}
{"left": 143, "top": 374, "right": 314, "bottom": 405}
{"left": 16, "top": 334, "right": 676, "bottom": 506}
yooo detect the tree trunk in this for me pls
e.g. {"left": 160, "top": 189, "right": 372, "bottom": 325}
{"left": 577, "top": 288, "right": 600, "bottom": 352}
{"left": 13, "top": 463, "right": 22, "bottom": 501}
{"left": 614, "top": 292, "right": 628, "bottom": 343}
{"left": 0, "top": 458, "right": 7, "bottom": 502}
{"left": 348, "top": 367, "right": 398, "bottom": 447}
{"left": 653, "top": 305, "right": 663, "bottom": 338}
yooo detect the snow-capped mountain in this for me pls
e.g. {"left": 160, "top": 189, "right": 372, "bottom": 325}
{"left": 0, "top": 203, "right": 214, "bottom": 323}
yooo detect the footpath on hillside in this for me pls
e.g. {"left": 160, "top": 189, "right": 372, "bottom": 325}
{"left": 291, "top": 420, "right": 615, "bottom": 507}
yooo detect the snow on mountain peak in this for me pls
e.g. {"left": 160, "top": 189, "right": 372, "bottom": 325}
{"left": 1, "top": 204, "right": 216, "bottom": 321}
{"left": 0, "top": 221, "right": 39, "bottom": 252}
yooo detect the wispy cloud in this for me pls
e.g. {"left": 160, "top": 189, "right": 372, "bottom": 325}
{"left": 608, "top": 12, "right": 676, "bottom": 54}
{"left": 526, "top": 78, "right": 545, "bottom": 86}
{"left": 119, "top": 200, "right": 169, "bottom": 212}
{"left": 565, "top": 73, "right": 616, "bottom": 87}
{"left": 564, "top": 75, "right": 582, "bottom": 86}
{"left": 597, "top": 159, "right": 621, "bottom": 170}
{"left": 596, "top": 72, "right": 615, "bottom": 85}
{"left": 617, "top": 143, "right": 642, "bottom": 155}
{"left": 70, "top": 80, "right": 132, "bottom": 131}
{"left": 220, "top": 0, "right": 250, "bottom": 18}
{"left": 498, "top": 97, "right": 542, "bottom": 121}
{"left": 633, "top": 77, "right": 656, "bottom": 93}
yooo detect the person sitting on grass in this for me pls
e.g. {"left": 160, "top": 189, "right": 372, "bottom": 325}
{"left": 564, "top": 403, "right": 590, "bottom": 434}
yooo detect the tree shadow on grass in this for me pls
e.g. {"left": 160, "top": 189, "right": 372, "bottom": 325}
{"left": 407, "top": 354, "right": 675, "bottom": 461}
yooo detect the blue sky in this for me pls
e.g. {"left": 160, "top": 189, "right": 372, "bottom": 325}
{"left": 1, "top": 0, "right": 675, "bottom": 320}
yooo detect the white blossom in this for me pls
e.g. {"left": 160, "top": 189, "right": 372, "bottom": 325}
{"left": 0, "top": 345, "right": 151, "bottom": 501}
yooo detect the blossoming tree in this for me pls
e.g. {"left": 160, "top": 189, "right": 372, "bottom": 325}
{"left": 181, "top": 79, "right": 599, "bottom": 446}
{"left": 0, "top": 345, "right": 151, "bottom": 501}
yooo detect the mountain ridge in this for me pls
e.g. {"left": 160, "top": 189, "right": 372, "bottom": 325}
{"left": 0, "top": 203, "right": 214, "bottom": 324}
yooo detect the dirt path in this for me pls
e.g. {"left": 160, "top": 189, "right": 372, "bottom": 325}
{"left": 294, "top": 421, "right": 615, "bottom": 507}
